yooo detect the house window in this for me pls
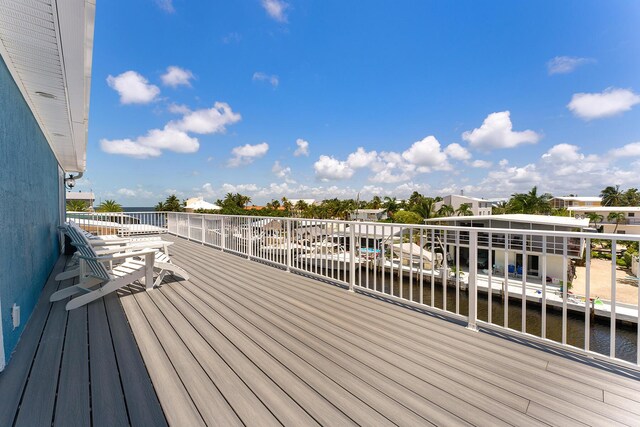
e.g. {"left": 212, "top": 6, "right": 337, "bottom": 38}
{"left": 629, "top": 213, "right": 635, "bottom": 217}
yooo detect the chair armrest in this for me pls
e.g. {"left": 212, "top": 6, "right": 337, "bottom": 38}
{"left": 80, "top": 248, "right": 158, "bottom": 262}
{"left": 94, "top": 241, "right": 171, "bottom": 255}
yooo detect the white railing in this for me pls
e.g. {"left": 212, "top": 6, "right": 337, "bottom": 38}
{"left": 146, "top": 212, "right": 640, "bottom": 368}
{"left": 66, "top": 211, "right": 168, "bottom": 236}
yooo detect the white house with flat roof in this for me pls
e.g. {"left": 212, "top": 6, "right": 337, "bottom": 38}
{"left": 185, "top": 197, "right": 220, "bottom": 212}
{"left": 425, "top": 214, "right": 589, "bottom": 281}
{"left": 435, "top": 194, "right": 493, "bottom": 216}
{"left": 66, "top": 191, "right": 95, "bottom": 209}
{"left": 568, "top": 206, "right": 640, "bottom": 234}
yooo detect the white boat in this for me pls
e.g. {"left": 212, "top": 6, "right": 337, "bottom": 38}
{"left": 297, "top": 241, "right": 362, "bottom": 271}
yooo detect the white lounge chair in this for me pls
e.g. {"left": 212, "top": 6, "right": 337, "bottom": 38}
{"left": 57, "top": 222, "right": 189, "bottom": 287}
{"left": 50, "top": 243, "right": 158, "bottom": 310}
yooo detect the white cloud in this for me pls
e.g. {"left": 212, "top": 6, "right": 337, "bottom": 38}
{"left": 101, "top": 101, "right": 241, "bottom": 158}
{"left": 462, "top": 111, "right": 540, "bottom": 150}
{"left": 138, "top": 127, "right": 199, "bottom": 153}
{"left": 347, "top": 147, "right": 378, "bottom": 168}
{"left": 272, "top": 160, "right": 295, "bottom": 183}
{"left": 169, "top": 102, "right": 241, "bottom": 134}
{"left": 471, "top": 160, "right": 492, "bottom": 168}
{"left": 168, "top": 103, "right": 190, "bottom": 114}
{"left": 294, "top": 138, "right": 309, "bottom": 156}
{"left": 401, "top": 136, "right": 449, "bottom": 169}
{"left": 314, "top": 155, "right": 354, "bottom": 181}
{"left": 101, "top": 127, "right": 198, "bottom": 159}
{"left": 117, "top": 188, "right": 137, "bottom": 197}
{"left": 228, "top": 142, "right": 269, "bottom": 167}
{"left": 253, "top": 72, "right": 279, "bottom": 88}
{"left": 547, "top": 56, "right": 593, "bottom": 75}
{"left": 609, "top": 141, "right": 640, "bottom": 158}
{"left": 115, "top": 187, "right": 154, "bottom": 199}
{"left": 369, "top": 168, "right": 412, "bottom": 183}
{"left": 155, "top": 0, "right": 174, "bottom": 13}
{"left": 567, "top": 88, "right": 640, "bottom": 120}
{"left": 161, "top": 66, "right": 194, "bottom": 87}
{"left": 106, "top": 71, "right": 160, "bottom": 104}
{"left": 444, "top": 143, "right": 471, "bottom": 161}
{"left": 261, "top": 0, "right": 289, "bottom": 22}
{"left": 100, "top": 138, "right": 162, "bottom": 159}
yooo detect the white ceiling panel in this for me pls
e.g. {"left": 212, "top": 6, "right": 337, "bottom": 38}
{"left": 0, "top": 0, "right": 95, "bottom": 172}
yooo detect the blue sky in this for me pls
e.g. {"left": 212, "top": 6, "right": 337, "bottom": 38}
{"left": 80, "top": 0, "right": 640, "bottom": 206}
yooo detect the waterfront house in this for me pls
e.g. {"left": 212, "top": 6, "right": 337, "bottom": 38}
{"left": 425, "top": 214, "right": 589, "bottom": 280}
{"left": 184, "top": 197, "right": 221, "bottom": 212}
{"left": 551, "top": 196, "right": 602, "bottom": 209}
{"left": 435, "top": 194, "right": 493, "bottom": 216}
{"left": 66, "top": 191, "right": 95, "bottom": 210}
{"left": 569, "top": 205, "right": 640, "bottom": 234}
{"left": 350, "top": 208, "right": 388, "bottom": 221}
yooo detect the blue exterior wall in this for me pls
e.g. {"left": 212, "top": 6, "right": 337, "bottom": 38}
{"left": 0, "top": 54, "right": 61, "bottom": 366}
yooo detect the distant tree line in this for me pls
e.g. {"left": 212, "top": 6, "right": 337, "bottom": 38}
{"left": 150, "top": 185, "right": 640, "bottom": 226}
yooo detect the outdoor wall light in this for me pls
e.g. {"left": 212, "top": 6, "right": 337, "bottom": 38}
{"left": 64, "top": 172, "right": 83, "bottom": 189}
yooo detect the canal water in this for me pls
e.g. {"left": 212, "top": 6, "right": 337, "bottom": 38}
{"left": 325, "top": 267, "right": 639, "bottom": 363}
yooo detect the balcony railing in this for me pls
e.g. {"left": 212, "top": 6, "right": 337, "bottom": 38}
{"left": 68, "top": 211, "right": 640, "bottom": 369}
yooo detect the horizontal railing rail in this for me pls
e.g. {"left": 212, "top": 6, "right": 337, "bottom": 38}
{"left": 87, "top": 211, "right": 640, "bottom": 369}
{"left": 66, "top": 211, "right": 168, "bottom": 236}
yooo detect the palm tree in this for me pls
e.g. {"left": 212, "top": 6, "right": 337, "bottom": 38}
{"left": 587, "top": 212, "right": 604, "bottom": 228}
{"left": 623, "top": 188, "right": 640, "bottom": 206}
{"left": 413, "top": 197, "right": 436, "bottom": 219}
{"left": 492, "top": 201, "right": 509, "bottom": 215}
{"left": 600, "top": 185, "right": 623, "bottom": 207}
{"left": 437, "top": 204, "right": 455, "bottom": 217}
{"left": 159, "top": 195, "right": 184, "bottom": 212}
{"left": 607, "top": 212, "right": 626, "bottom": 233}
{"left": 509, "top": 186, "right": 552, "bottom": 214}
{"left": 66, "top": 199, "right": 89, "bottom": 211}
{"left": 294, "top": 200, "right": 309, "bottom": 216}
{"left": 383, "top": 196, "right": 399, "bottom": 214}
{"left": 368, "top": 195, "right": 382, "bottom": 209}
{"left": 281, "top": 197, "right": 292, "bottom": 214}
{"left": 456, "top": 203, "right": 473, "bottom": 216}
{"left": 96, "top": 199, "right": 123, "bottom": 212}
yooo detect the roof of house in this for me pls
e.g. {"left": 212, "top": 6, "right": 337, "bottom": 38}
{"left": 66, "top": 191, "right": 95, "bottom": 201}
{"left": 352, "top": 209, "right": 387, "bottom": 214}
{"left": 0, "top": 0, "right": 96, "bottom": 172}
{"left": 553, "top": 196, "right": 602, "bottom": 202}
{"left": 186, "top": 200, "right": 220, "bottom": 210}
{"left": 424, "top": 213, "right": 590, "bottom": 228}
{"left": 568, "top": 206, "right": 640, "bottom": 213}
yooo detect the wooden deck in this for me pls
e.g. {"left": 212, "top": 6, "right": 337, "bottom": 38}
{"left": 0, "top": 256, "right": 166, "bottom": 427}
{"left": 2, "top": 236, "right": 640, "bottom": 426}
{"left": 122, "top": 235, "right": 640, "bottom": 426}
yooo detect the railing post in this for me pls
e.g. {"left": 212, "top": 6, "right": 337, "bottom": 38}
{"left": 349, "top": 224, "right": 356, "bottom": 292}
{"left": 467, "top": 229, "right": 478, "bottom": 331}
{"left": 220, "top": 216, "right": 226, "bottom": 251}
{"left": 247, "top": 218, "right": 252, "bottom": 260}
{"left": 201, "top": 215, "right": 205, "bottom": 245}
{"left": 187, "top": 214, "right": 191, "bottom": 241}
{"left": 286, "top": 219, "right": 292, "bottom": 272}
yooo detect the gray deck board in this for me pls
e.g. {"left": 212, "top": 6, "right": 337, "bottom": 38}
{"left": 183, "top": 241, "right": 637, "bottom": 425}
{"left": 14, "top": 277, "right": 71, "bottom": 427}
{"left": 130, "top": 235, "right": 640, "bottom": 427}
{"left": 0, "top": 254, "right": 166, "bottom": 427}
{"left": 0, "top": 256, "right": 65, "bottom": 427}
{"left": 88, "top": 298, "right": 130, "bottom": 427}
{"left": 54, "top": 303, "right": 90, "bottom": 427}
{"left": 104, "top": 292, "right": 168, "bottom": 427}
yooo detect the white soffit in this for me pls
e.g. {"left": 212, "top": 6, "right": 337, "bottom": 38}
{"left": 0, "top": 0, "right": 95, "bottom": 172}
